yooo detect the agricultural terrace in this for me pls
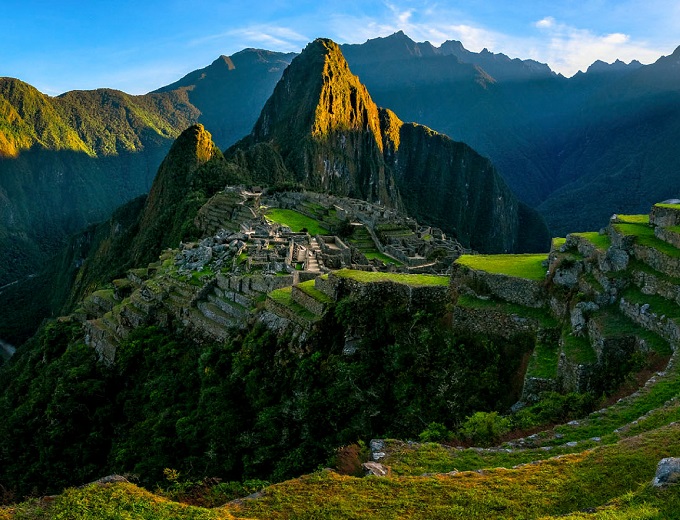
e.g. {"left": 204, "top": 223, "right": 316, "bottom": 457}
{"left": 456, "top": 254, "right": 548, "bottom": 280}
{"left": 264, "top": 208, "right": 328, "bottom": 235}
{"left": 333, "top": 269, "right": 448, "bottom": 287}
{"left": 613, "top": 222, "right": 680, "bottom": 258}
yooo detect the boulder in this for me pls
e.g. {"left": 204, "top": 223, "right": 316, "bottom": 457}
{"left": 362, "top": 461, "right": 390, "bottom": 477}
{"left": 652, "top": 457, "right": 680, "bottom": 487}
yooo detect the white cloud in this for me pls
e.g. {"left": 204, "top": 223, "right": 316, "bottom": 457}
{"left": 329, "top": 3, "right": 669, "bottom": 77}
{"left": 535, "top": 17, "right": 555, "bottom": 29}
{"left": 531, "top": 17, "right": 661, "bottom": 75}
{"left": 191, "top": 25, "right": 309, "bottom": 52}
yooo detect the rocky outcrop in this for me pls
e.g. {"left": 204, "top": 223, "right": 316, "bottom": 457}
{"left": 653, "top": 457, "right": 680, "bottom": 487}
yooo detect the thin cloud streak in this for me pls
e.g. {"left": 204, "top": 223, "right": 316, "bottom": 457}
{"left": 191, "top": 25, "right": 309, "bottom": 52}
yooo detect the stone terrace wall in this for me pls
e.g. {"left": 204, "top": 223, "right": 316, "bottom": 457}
{"left": 451, "top": 307, "right": 540, "bottom": 340}
{"left": 451, "top": 265, "right": 547, "bottom": 308}
{"left": 632, "top": 244, "right": 680, "bottom": 278}
{"left": 650, "top": 205, "right": 680, "bottom": 227}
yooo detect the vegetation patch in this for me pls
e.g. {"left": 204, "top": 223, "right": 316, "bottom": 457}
{"left": 268, "top": 287, "right": 318, "bottom": 320}
{"left": 296, "top": 280, "right": 333, "bottom": 304}
{"left": 333, "top": 269, "right": 448, "bottom": 287}
{"left": 552, "top": 237, "right": 566, "bottom": 249}
{"left": 562, "top": 332, "right": 597, "bottom": 364}
{"left": 526, "top": 343, "right": 560, "bottom": 379}
{"left": 456, "top": 294, "right": 558, "bottom": 327}
{"left": 654, "top": 203, "right": 680, "bottom": 210}
{"left": 613, "top": 223, "right": 680, "bottom": 258}
{"left": 456, "top": 254, "right": 548, "bottom": 280}
{"left": 616, "top": 214, "right": 649, "bottom": 224}
{"left": 571, "top": 231, "right": 611, "bottom": 251}
{"left": 265, "top": 208, "right": 328, "bottom": 235}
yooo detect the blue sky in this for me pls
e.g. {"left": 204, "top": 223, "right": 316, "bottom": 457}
{"left": 2, "top": 0, "right": 678, "bottom": 95}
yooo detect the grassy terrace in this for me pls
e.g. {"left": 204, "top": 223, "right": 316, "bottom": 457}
{"left": 594, "top": 306, "right": 673, "bottom": 356}
{"left": 456, "top": 294, "right": 558, "bottom": 327}
{"left": 562, "top": 332, "right": 597, "bottom": 364}
{"left": 347, "top": 227, "right": 402, "bottom": 266}
{"left": 334, "top": 269, "right": 448, "bottom": 287}
{"left": 654, "top": 202, "right": 680, "bottom": 210}
{"left": 552, "top": 237, "right": 566, "bottom": 249}
{"left": 613, "top": 222, "right": 680, "bottom": 258}
{"left": 621, "top": 286, "right": 680, "bottom": 321}
{"left": 455, "top": 254, "right": 548, "bottom": 281}
{"left": 268, "top": 287, "right": 318, "bottom": 320}
{"left": 616, "top": 214, "right": 649, "bottom": 224}
{"left": 297, "top": 279, "right": 333, "bottom": 304}
{"left": 526, "top": 342, "right": 560, "bottom": 379}
{"left": 570, "top": 231, "right": 611, "bottom": 251}
{"left": 265, "top": 208, "right": 328, "bottom": 235}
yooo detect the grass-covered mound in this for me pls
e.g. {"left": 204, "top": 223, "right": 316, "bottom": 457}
{"left": 456, "top": 254, "right": 547, "bottom": 280}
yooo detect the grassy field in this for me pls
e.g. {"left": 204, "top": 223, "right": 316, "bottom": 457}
{"left": 333, "top": 269, "right": 448, "bottom": 287}
{"left": 265, "top": 208, "right": 329, "bottom": 235}
{"left": 456, "top": 254, "right": 548, "bottom": 280}
{"left": 654, "top": 203, "right": 680, "bottom": 210}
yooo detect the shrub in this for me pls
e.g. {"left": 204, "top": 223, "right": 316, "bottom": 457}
{"left": 458, "top": 411, "right": 511, "bottom": 447}
{"left": 419, "top": 422, "right": 452, "bottom": 443}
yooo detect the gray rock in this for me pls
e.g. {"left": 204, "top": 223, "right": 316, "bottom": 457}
{"left": 362, "top": 461, "right": 389, "bottom": 477}
{"left": 653, "top": 457, "right": 680, "bottom": 487}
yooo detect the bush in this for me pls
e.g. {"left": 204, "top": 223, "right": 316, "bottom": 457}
{"left": 419, "top": 422, "right": 452, "bottom": 443}
{"left": 458, "top": 411, "right": 511, "bottom": 447}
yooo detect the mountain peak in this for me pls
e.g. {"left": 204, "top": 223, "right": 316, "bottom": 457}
{"left": 249, "top": 38, "right": 382, "bottom": 149}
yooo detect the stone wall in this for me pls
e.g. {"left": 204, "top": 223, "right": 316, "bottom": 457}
{"left": 451, "top": 265, "right": 546, "bottom": 308}
{"left": 451, "top": 306, "right": 540, "bottom": 340}
{"left": 632, "top": 244, "right": 680, "bottom": 278}
{"left": 632, "top": 269, "right": 680, "bottom": 305}
{"left": 556, "top": 350, "right": 593, "bottom": 393}
{"left": 650, "top": 205, "right": 680, "bottom": 227}
{"left": 620, "top": 298, "right": 680, "bottom": 347}
{"left": 292, "top": 286, "right": 326, "bottom": 315}
{"left": 655, "top": 227, "right": 680, "bottom": 250}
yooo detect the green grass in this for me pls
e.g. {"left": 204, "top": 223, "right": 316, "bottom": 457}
{"left": 616, "top": 214, "right": 649, "bottom": 224}
{"left": 621, "top": 286, "right": 680, "bottom": 320}
{"left": 613, "top": 223, "right": 680, "bottom": 258}
{"left": 297, "top": 280, "right": 333, "bottom": 304}
{"left": 456, "top": 294, "right": 558, "bottom": 327}
{"left": 456, "top": 254, "right": 548, "bottom": 281}
{"left": 222, "top": 424, "right": 680, "bottom": 519}
{"left": 552, "top": 237, "right": 566, "bottom": 249}
{"left": 265, "top": 208, "right": 329, "bottom": 235}
{"left": 594, "top": 307, "right": 673, "bottom": 356}
{"left": 0, "top": 482, "right": 234, "bottom": 519}
{"left": 333, "top": 269, "right": 448, "bottom": 287}
{"left": 571, "top": 232, "right": 611, "bottom": 251}
{"left": 562, "top": 332, "right": 597, "bottom": 364}
{"left": 268, "top": 287, "right": 318, "bottom": 320}
{"left": 363, "top": 250, "right": 402, "bottom": 266}
{"left": 526, "top": 343, "right": 560, "bottom": 379}
{"left": 654, "top": 203, "right": 680, "bottom": 210}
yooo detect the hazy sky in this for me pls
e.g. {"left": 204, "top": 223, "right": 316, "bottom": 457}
{"left": 2, "top": 0, "right": 678, "bottom": 95}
